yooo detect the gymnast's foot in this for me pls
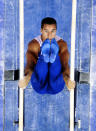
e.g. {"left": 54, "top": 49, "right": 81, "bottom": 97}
{"left": 50, "top": 38, "right": 59, "bottom": 63}
{"left": 41, "top": 39, "right": 50, "bottom": 63}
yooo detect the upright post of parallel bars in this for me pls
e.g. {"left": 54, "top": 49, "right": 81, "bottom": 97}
{"left": 19, "top": 0, "right": 24, "bottom": 131}
{"left": 70, "top": 0, "right": 77, "bottom": 131}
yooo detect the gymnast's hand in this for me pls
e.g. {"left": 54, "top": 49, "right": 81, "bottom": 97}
{"left": 64, "top": 76, "right": 75, "bottom": 91}
{"left": 18, "top": 72, "right": 32, "bottom": 89}
{"left": 41, "top": 39, "right": 50, "bottom": 63}
{"left": 50, "top": 38, "right": 59, "bottom": 63}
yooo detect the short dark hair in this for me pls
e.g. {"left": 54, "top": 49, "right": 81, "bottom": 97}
{"left": 41, "top": 17, "right": 57, "bottom": 29}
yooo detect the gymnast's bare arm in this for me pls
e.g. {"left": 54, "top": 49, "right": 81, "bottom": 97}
{"left": 58, "top": 39, "right": 75, "bottom": 90}
{"left": 18, "top": 39, "right": 40, "bottom": 89}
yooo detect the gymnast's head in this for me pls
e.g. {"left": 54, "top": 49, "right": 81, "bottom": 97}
{"left": 41, "top": 17, "right": 57, "bottom": 41}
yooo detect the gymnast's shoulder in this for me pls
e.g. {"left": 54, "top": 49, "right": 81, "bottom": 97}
{"left": 57, "top": 39, "right": 69, "bottom": 53}
{"left": 27, "top": 39, "right": 40, "bottom": 53}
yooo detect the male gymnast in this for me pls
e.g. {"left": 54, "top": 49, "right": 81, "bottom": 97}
{"left": 19, "top": 17, "right": 75, "bottom": 94}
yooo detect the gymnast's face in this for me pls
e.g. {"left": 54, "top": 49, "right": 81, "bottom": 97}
{"left": 41, "top": 24, "right": 57, "bottom": 42}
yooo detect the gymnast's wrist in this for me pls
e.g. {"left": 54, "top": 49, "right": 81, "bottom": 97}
{"left": 24, "top": 68, "right": 33, "bottom": 76}
{"left": 63, "top": 75, "right": 70, "bottom": 86}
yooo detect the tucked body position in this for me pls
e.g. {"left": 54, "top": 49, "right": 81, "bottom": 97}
{"left": 19, "top": 17, "right": 75, "bottom": 94}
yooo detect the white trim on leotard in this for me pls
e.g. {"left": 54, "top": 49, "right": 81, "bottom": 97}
{"left": 34, "top": 35, "right": 62, "bottom": 47}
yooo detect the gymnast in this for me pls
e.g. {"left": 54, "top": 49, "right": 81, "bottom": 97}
{"left": 19, "top": 17, "right": 75, "bottom": 94}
